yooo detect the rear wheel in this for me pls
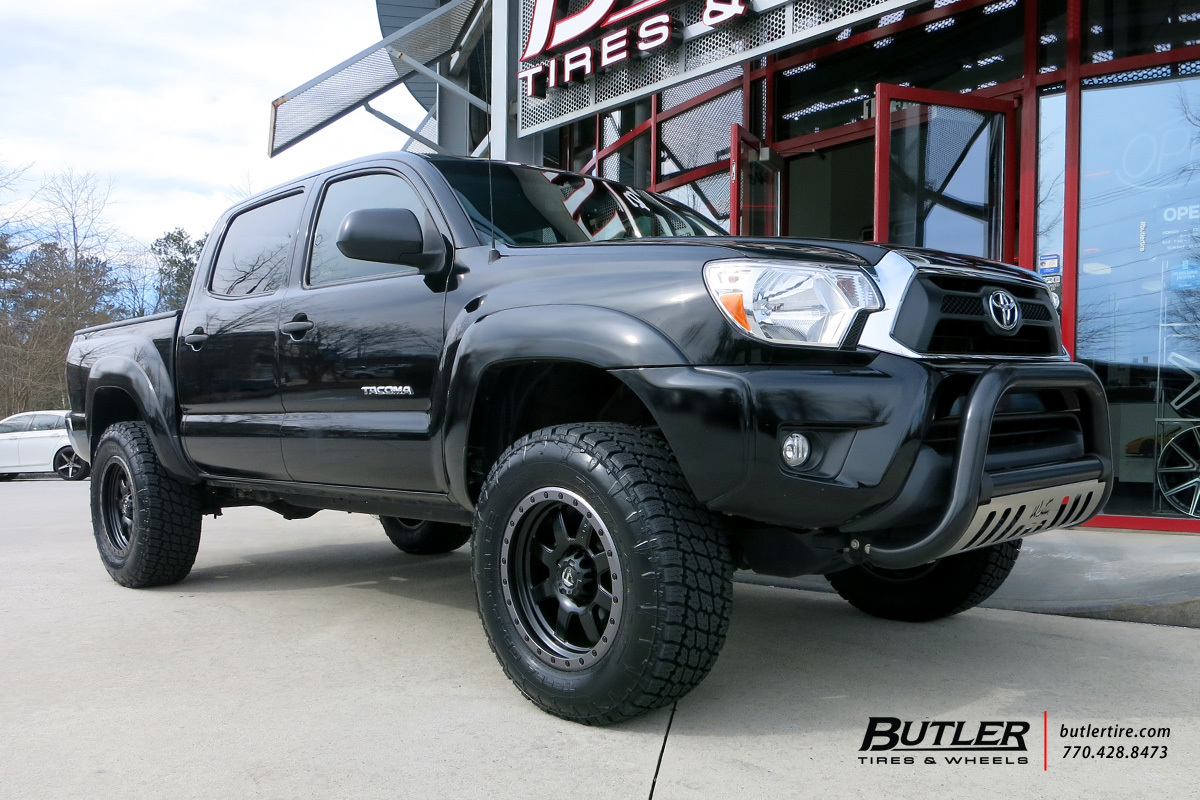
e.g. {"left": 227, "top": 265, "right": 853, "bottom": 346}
{"left": 54, "top": 446, "right": 90, "bottom": 481}
{"left": 473, "top": 423, "right": 734, "bottom": 725}
{"left": 90, "top": 422, "right": 203, "bottom": 588}
{"left": 826, "top": 540, "right": 1021, "bottom": 622}
{"left": 379, "top": 517, "right": 471, "bottom": 554}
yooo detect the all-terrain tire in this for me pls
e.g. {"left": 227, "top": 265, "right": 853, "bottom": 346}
{"left": 379, "top": 517, "right": 471, "bottom": 554}
{"left": 826, "top": 539, "right": 1021, "bottom": 622}
{"left": 472, "top": 422, "right": 734, "bottom": 725}
{"left": 90, "top": 421, "right": 203, "bottom": 588}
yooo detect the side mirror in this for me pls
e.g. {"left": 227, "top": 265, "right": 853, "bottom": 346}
{"left": 336, "top": 207, "right": 423, "bottom": 263}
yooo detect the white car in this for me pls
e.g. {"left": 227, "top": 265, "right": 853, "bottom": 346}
{"left": 0, "top": 410, "right": 89, "bottom": 481}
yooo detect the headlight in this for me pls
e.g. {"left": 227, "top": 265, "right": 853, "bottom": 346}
{"left": 703, "top": 259, "right": 883, "bottom": 347}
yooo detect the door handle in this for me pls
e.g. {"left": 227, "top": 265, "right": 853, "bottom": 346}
{"left": 280, "top": 314, "right": 316, "bottom": 340}
{"left": 183, "top": 328, "right": 208, "bottom": 351}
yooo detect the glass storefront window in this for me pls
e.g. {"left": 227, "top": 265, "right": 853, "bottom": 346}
{"left": 600, "top": 135, "right": 652, "bottom": 188}
{"left": 1085, "top": 0, "right": 1200, "bottom": 64}
{"left": 1038, "top": 0, "right": 1067, "bottom": 74}
{"left": 658, "top": 90, "right": 743, "bottom": 178}
{"left": 776, "top": 0, "right": 1023, "bottom": 140}
{"left": 1076, "top": 73, "right": 1200, "bottom": 517}
{"left": 659, "top": 171, "right": 731, "bottom": 231}
{"left": 1036, "top": 91, "right": 1067, "bottom": 303}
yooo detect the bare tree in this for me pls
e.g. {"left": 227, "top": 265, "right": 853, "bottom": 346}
{"left": 0, "top": 169, "right": 123, "bottom": 416}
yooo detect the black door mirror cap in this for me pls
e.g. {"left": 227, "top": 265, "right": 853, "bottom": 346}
{"left": 336, "top": 207, "right": 447, "bottom": 275}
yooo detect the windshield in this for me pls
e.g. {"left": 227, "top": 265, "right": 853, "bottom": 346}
{"left": 432, "top": 159, "right": 726, "bottom": 245}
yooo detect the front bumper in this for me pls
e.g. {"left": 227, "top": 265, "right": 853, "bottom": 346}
{"left": 615, "top": 356, "right": 1112, "bottom": 571}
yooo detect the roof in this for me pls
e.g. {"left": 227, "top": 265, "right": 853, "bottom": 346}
{"left": 375, "top": 0, "right": 444, "bottom": 108}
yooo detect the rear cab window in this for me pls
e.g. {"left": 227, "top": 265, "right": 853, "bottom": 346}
{"left": 210, "top": 192, "right": 306, "bottom": 297}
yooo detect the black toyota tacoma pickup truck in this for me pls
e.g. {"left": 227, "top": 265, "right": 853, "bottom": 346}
{"left": 67, "top": 153, "right": 1111, "bottom": 724}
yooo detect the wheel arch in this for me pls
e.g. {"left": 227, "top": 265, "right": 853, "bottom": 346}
{"left": 443, "top": 305, "right": 688, "bottom": 507}
{"left": 86, "top": 356, "right": 200, "bottom": 484}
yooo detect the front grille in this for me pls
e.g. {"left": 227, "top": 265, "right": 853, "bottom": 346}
{"left": 893, "top": 272, "right": 1061, "bottom": 357}
{"left": 939, "top": 294, "right": 1053, "bottom": 322}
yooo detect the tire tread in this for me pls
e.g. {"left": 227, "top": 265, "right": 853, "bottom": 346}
{"left": 473, "top": 422, "right": 734, "bottom": 725}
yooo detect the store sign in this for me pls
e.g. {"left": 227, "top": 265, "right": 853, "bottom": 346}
{"left": 516, "top": 0, "right": 916, "bottom": 136}
{"left": 517, "top": 0, "right": 748, "bottom": 97}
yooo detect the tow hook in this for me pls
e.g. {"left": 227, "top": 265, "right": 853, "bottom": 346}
{"left": 843, "top": 538, "right": 872, "bottom": 565}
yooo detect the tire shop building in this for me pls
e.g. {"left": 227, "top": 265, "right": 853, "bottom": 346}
{"left": 271, "top": 0, "right": 1200, "bottom": 531}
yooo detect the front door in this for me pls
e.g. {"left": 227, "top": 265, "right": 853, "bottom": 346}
{"left": 873, "top": 84, "right": 1017, "bottom": 260}
{"left": 175, "top": 189, "right": 307, "bottom": 480}
{"left": 276, "top": 169, "right": 448, "bottom": 492}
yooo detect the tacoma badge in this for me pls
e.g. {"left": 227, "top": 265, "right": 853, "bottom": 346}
{"left": 362, "top": 386, "right": 414, "bottom": 396}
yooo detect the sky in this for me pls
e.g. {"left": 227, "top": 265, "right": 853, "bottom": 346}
{"left": 0, "top": 0, "right": 426, "bottom": 244}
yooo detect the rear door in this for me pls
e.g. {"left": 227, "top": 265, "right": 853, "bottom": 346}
{"left": 175, "top": 189, "right": 307, "bottom": 480}
{"left": 0, "top": 415, "right": 32, "bottom": 471}
{"left": 276, "top": 167, "right": 449, "bottom": 491}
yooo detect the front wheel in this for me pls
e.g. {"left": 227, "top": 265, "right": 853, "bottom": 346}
{"left": 379, "top": 517, "right": 471, "bottom": 554}
{"left": 54, "top": 446, "right": 90, "bottom": 481}
{"left": 90, "top": 422, "right": 203, "bottom": 588}
{"left": 473, "top": 423, "right": 734, "bottom": 725}
{"left": 826, "top": 540, "right": 1021, "bottom": 622}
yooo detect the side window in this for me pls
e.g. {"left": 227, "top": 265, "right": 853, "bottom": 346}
{"left": 28, "top": 414, "right": 63, "bottom": 431}
{"left": 308, "top": 173, "right": 427, "bottom": 286}
{"left": 0, "top": 417, "right": 31, "bottom": 435}
{"left": 210, "top": 192, "right": 305, "bottom": 297}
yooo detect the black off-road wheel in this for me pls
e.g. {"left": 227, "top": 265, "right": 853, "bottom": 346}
{"left": 379, "top": 517, "right": 471, "bottom": 554}
{"left": 54, "top": 446, "right": 90, "bottom": 481}
{"left": 826, "top": 540, "right": 1021, "bottom": 622}
{"left": 473, "top": 422, "right": 734, "bottom": 725}
{"left": 90, "top": 422, "right": 203, "bottom": 588}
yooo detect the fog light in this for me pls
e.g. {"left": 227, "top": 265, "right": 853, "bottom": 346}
{"left": 781, "top": 433, "right": 811, "bottom": 468}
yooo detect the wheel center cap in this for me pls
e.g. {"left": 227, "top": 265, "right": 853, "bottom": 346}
{"left": 555, "top": 553, "right": 593, "bottom": 600}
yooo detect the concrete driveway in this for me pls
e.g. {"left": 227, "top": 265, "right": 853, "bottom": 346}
{"left": 2, "top": 480, "right": 1197, "bottom": 799}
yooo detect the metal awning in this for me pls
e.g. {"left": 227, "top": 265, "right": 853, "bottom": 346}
{"left": 269, "top": 0, "right": 483, "bottom": 157}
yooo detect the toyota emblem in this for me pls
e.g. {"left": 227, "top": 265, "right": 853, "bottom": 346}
{"left": 987, "top": 290, "right": 1021, "bottom": 331}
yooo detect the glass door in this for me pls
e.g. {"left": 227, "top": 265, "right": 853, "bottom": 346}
{"left": 730, "top": 125, "right": 781, "bottom": 236}
{"left": 873, "top": 84, "right": 1017, "bottom": 261}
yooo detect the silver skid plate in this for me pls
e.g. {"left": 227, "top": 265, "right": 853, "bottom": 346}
{"left": 947, "top": 480, "right": 1107, "bottom": 556}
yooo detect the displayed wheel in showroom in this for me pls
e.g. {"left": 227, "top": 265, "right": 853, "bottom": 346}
{"left": 379, "top": 517, "right": 471, "bottom": 554}
{"left": 53, "top": 446, "right": 89, "bottom": 481}
{"left": 826, "top": 540, "right": 1021, "bottom": 622}
{"left": 472, "top": 422, "right": 734, "bottom": 725}
{"left": 90, "top": 421, "right": 203, "bottom": 588}
{"left": 1156, "top": 425, "right": 1200, "bottom": 516}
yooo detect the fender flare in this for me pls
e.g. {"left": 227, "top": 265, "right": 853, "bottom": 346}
{"left": 86, "top": 355, "right": 201, "bottom": 484}
{"left": 441, "top": 304, "right": 687, "bottom": 507}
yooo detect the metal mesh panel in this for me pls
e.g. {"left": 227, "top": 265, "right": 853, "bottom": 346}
{"left": 660, "top": 170, "right": 731, "bottom": 229}
{"left": 659, "top": 89, "right": 742, "bottom": 175}
{"left": 1181, "top": 60, "right": 1200, "bottom": 76}
{"left": 1082, "top": 65, "right": 1173, "bottom": 86}
{"left": 662, "top": 66, "right": 742, "bottom": 110}
{"left": 519, "top": 0, "right": 916, "bottom": 136}
{"left": 404, "top": 114, "right": 441, "bottom": 154}
{"left": 270, "top": 0, "right": 479, "bottom": 156}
